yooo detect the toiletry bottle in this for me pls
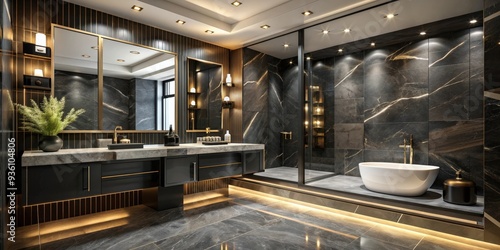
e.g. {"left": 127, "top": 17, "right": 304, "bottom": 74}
{"left": 224, "top": 130, "right": 231, "bottom": 142}
{"left": 226, "top": 74, "right": 232, "bottom": 86}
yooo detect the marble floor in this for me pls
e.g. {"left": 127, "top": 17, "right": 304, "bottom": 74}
{"left": 255, "top": 167, "right": 484, "bottom": 215}
{"left": 12, "top": 186, "right": 498, "bottom": 250}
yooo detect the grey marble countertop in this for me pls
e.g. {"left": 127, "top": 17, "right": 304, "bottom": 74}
{"left": 22, "top": 143, "right": 265, "bottom": 166}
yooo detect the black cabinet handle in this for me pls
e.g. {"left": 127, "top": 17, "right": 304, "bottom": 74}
{"left": 192, "top": 162, "right": 198, "bottom": 181}
{"left": 83, "top": 166, "right": 91, "bottom": 191}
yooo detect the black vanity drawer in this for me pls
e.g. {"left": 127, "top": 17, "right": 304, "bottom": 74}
{"left": 198, "top": 152, "right": 242, "bottom": 180}
{"left": 101, "top": 159, "right": 159, "bottom": 177}
{"left": 24, "top": 163, "right": 101, "bottom": 205}
{"left": 101, "top": 173, "right": 158, "bottom": 194}
{"left": 198, "top": 163, "right": 242, "bottom": 180}
{"left": 198, "top": 152, "right": 241, "bottom": 167}
{"left": 101, "top": 159, "right": 160, "bottom": 194}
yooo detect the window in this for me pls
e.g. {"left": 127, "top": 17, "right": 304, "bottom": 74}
{"left": 162, "top": 78, "right": 175, "bottom": 130}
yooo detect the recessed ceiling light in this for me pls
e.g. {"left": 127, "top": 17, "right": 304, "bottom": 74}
{"left": 338, "top": 48, "right": 343, "bottom": 53}
{"left": 420, "top": 31, "right": 427, "bottom": 35}
{"left": 131, "top": 5, "right": 143, "bottom": 11}
{"left": 469, "top": 19, "right": 478, "bottom": 24}
{"left": 205, "top": 30, "right": 214, "bottom": 34}
{"left": 370, "top": 42, "right": 376, "bottom": 47}
{"left": 344, "top": 28, "right": 351, "bottom": 33}
{"left": 260, "top": 25, "right": 271, "bottom": 29}
{"left": 130, "top": 51, "right": 140, "bottom": 55}
{"left": 231, "top": 1, "right": 242, "bottom": 7}
{"left": 90, "top": 46, "right": 98, "bottom": 50}
{"left": 322, "top": 30, "right": 329, "bottom": 34}
{"left": 302, "top": 10, "right": 313, "bottom": 16}
{"left": 117, "top": 59, "right": 125, "bottom": 62}
{"left": 82, "top": 54, "right": 90, "bottom": 58}
{"left": 176, "top": 20, "right": 186, "bottom": 25}
{"left": 306, "top": 56, "right": 311, "bottom": 60}
{"left": 283, "top": 43, "right": 289, "bottom": 48}
{"left": 384, "top": 13, "right": 397, "bottom": 19}
{"left": 289, "top": 60, "right": 293, "bottom": 64}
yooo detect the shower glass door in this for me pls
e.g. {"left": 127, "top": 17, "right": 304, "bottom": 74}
{"left": 304, "top": 56, "right": 336, "bottom": 183}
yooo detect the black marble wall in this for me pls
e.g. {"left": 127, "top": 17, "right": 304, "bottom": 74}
{"left": 310, "top": 27, "right": 484, "bottom": 192}
{"left": 54, "top": 70, "right": 98, "bottom": 130}
{"left": 244, "top": 27, "right": 484, "bottom": 193}
{"left": 130, "top": 78, "right": 156, "bottom": 130}
{"left": 484, "top": 0, "right": 500, "bottom": 243}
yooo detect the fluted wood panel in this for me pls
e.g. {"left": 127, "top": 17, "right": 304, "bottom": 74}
{"left": 12, "top": 0, "right": 231, "bottom": 225}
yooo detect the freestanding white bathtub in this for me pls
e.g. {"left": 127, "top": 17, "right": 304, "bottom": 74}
{"left": 359, "top": 162, "right": 439, "bottom": 196}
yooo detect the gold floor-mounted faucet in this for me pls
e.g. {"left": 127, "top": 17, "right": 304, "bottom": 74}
{"left": 399, "top": 134, "right": 413, "bottom": 164}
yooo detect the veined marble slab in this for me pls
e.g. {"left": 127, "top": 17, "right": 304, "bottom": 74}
{"left": 22, "top": 143, "right": 265, "bottom": 166}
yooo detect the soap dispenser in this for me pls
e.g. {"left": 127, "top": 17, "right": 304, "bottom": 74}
{"left": 164, "top": 124, "right": 180, "bottom": 146}
{"left": 224, "top": 130, "right": 231, "bottom": 143}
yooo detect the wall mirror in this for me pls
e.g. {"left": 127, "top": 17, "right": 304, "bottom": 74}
{"left": 53, "top": 26, "right": 177, "bottom": 131}
{"left": 186, "top": 58, "right": 222, "bottom": 132}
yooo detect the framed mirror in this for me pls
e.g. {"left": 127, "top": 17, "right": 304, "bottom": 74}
{"left": 53, "top": 27, "right": 99, "bottom": 130}
{"left": 53, "top": 26, "right": 177, "bottom": 131}
{"left": 186, "top": 58, "right": 222, "bottom": 132}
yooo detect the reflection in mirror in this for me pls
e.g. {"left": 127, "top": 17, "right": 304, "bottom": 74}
{"left": 102, "top": 38, "right": 176, "bottom": 130}
{"left": 53, "top": 26, "right": 176, "bottom": 131}
{"left": 54, "top": 28, "right": 99, "bottom": 130}
{"left": 187, "top": 58, "right": 222, "bottom": 131}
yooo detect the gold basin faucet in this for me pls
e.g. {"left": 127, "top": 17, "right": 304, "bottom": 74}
{"left": 114, "top": 126, "right": 123, "bottom": 144}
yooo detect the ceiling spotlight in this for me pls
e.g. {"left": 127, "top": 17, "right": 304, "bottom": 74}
{"left": 289, "top": 60, "right": 293, "bottom": 64}
{"left": 344, "top": 28, "right": 351, "bottom": 33}
{"left": 117, "top": 59, "right": 125, "bottom": 62}
{"left": 306, "top": 56, "right": 311, "bottom": 60}
{"left": 130, "top": 51, "right": 140, "bottom": 55}
{"left": 322, "top": 30, "right": 329, "bottom": 34}
{"left": 420, "top": 31, "right": 427, "bottom": 35}
{"left": 131, "top": 5, "right": 143, "bottom": 11}
{"left": 176, "top": 20, "right": 186, "bottom": 25}
{"left": 338, "top": 48, "right": 343, "bottom": 53}
{"left": 469, "top": 19, "right": 478, "bottom": 24}
{"left": 370, "top": 42, "right": 376, "bottom": 47}
{"left": 302, "top": 10, "right": 313, "bottom": 16}
{"left": 231, "top": 1, "right": 242, "bottom": 7}
{"left": 260, "top": 25, "right": 271, "bottom": 29}
{"left": 205, "top": 30, "right": 214, "bottom": 34}
{"left": 82, "top": 54, "right": 90, "bottom": 58}
{"left": 384, "top": 13, "right": 397, "bottom": 19}
{"left": 283, "top": 43, "right": 289, "bottom": 48}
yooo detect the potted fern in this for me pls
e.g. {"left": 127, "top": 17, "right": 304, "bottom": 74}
{"left": 16, "top": 96, "right": 85, "bottom": 152}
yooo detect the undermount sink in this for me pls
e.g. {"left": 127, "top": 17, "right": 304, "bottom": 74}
{"left": 107, "top": 143, "right": 144, "bottom": 150}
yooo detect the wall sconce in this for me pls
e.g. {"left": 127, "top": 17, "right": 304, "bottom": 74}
{"left": 23, "top": 32, "right": 51, "bottom": 57}
{"left": 222, "top": 96, "right": 234, "bottom": 109}
{"left": 33, "top": 69, "right": 44, "bottom": 77}
{"left": 225, "top": 74, "right": 233, "bottom": 87}
{"left": 24, "top": 68, "right": 51, "bottom": 90}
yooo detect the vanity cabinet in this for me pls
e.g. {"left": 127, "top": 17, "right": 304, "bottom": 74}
{"left": 198, "top": 152, "right": 242, "bottom": 180}
{"left": 162, "top": 155, "right": 198, "bottom": 186}
{"left": 243, "top": 150, "right": 264, "bottom": 174}
{"left": 24, "top": 163, "right": 101, "bottom": 205}
{"left": 101, "top": 159, "right": 160, "bottom": 194}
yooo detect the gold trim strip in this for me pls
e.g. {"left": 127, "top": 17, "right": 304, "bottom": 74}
{"left": 101, "top": 170, "right": 159, "bottom": 179}
{"left": 199, "top": 162, "right": 242, "bottom": 169}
